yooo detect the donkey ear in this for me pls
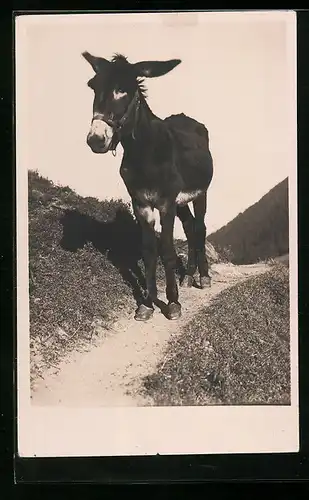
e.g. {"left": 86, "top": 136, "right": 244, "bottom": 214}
{"left": 82, "top": 51, "right": 110, "bottom": 73}
{"left": 133, "top": 59, "right": 181, "bottom": 78}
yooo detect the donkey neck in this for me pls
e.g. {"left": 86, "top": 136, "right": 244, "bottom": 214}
{"left": 120, "top": 93, "right": 160, "bottom": 156}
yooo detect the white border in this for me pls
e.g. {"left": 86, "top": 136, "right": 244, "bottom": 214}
{"left": 16, "top": 11, "right": 299, "bottom": 457}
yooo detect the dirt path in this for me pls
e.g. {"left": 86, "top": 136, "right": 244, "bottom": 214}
{"left": 31, "top": 262, "right": 268, "bottom": 407}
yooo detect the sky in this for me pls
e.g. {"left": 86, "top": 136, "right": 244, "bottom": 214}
{"left": 16, "top": 11, "right": 296, "bottom": 239}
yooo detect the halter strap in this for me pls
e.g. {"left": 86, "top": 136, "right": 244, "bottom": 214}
{"left": 100, "top": 90, "right": 140, "bottom": 136}
{"left": 92, "top": 90, "right": 140, "bottom": 155}
{"left": 116, "top": 90, "right": 140, "bottom": 133}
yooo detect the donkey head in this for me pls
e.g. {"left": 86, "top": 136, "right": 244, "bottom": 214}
{"left": 82, "top": 52, "right": 181, "bottom": 154}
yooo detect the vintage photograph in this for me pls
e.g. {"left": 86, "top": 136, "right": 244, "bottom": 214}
{"left": 16, "top": 11, "right": 298, "bottom": 456}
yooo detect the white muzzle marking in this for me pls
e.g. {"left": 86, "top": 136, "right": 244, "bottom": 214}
{"left": 90, "top": 119, "right": 114, "bottom": 142}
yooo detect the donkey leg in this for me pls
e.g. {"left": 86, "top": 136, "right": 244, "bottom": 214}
{"left": 160, "top": 206, "right": 181, "bottom": 320}
{"left": 133, "top": 202, "right": 157, "bottom": 321}
{"left": 193, "top": 193, "right": 211, "bottom": 288}
{"left": 176, "top": 204, "right": 197, "bottom": 288}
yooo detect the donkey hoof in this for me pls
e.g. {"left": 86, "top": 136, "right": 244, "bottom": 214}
{"left": 180, "top": 275, "right": 194, "bottom": 288}
{"left": 167, "top": 302, "right": 182, "bottom": 320}
{"left": 134, "top": 304, "right": 154, "bottom": 322}
{"left": 200, "top": 276, "right": 211, "bottom": 288}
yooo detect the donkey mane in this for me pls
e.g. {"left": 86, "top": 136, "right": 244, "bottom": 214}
{"left": 110, "top": 53, "right": 129, "bottom": 64}
{"left": 110, "top": 53, "right": 148, "bottom": 98}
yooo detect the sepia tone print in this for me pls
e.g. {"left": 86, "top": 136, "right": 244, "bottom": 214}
{"left": 16, "top": 11, "right": 298, "bottom": 457}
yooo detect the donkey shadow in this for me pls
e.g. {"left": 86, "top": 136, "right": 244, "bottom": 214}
{"left": 59, "top": 207, "right": 186, "bottom": 310}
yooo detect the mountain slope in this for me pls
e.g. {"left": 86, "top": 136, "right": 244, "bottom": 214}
{"left": 208, "top": 178, "right": 289, "bottom": 265}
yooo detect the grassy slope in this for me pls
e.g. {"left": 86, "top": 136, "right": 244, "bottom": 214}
{"left": 29, "top": 170, "right": 145, "bottom": 381}
{"left": 142, "top": 263, "right": 290, "bottom": 406}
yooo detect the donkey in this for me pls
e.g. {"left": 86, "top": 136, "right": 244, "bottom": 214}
{"left": 83, "top": 52, "right": 213, "bottom": 322}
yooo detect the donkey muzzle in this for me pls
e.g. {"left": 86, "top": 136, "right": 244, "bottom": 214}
{"left": 87, "top": 118, "right": 114, "bottom": 154}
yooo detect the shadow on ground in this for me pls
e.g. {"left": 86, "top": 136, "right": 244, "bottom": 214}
{"left": 59, "top": 207, "right": 186, "bottom": 309}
